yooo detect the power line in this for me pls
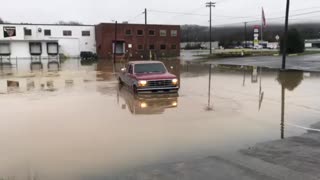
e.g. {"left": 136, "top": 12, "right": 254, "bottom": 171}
{"left": 215, "top": 0, "right": 230, "bottom": 4}
{"left": 290, "top": 10, "right": 320, "bottom": 17}
{"left": 127, "top": 13, "right": 144, "bottom": 22}
{"left": 148, "top": 9, "right": 207, "bottom": 16}
{"left": 163, "top": 7, "right": 206, "bottom": 24}
{"left": 171, "top": 7, "right": 206, "bottom": 17}
{"left": 269, "top": 6, "right": 320, "bottom": 15}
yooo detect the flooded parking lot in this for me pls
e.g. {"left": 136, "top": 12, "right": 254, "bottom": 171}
{"left": 1, "top": 59, "right": 320, "bottom": 180}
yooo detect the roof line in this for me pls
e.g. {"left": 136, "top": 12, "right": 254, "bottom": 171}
{"left": 0, "top": 23, "right": 95, "bottom": 27}
{"left": 97, "top": 22, "right": 180, "bottom": 27}
{"left": 1, "top": 22, "right": 181, "bottom": 27}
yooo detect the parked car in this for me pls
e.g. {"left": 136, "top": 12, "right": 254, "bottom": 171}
{"left": 118, "top": 61, "right": 179, "bottom": 93}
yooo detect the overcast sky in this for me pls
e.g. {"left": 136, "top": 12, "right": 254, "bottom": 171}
{"left": 1, "top": 0, "right": 320, "bottom": 26}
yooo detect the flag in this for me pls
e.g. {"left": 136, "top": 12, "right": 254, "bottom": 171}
{"left": 262, "top": 8, "right": 267, "bottom": 28}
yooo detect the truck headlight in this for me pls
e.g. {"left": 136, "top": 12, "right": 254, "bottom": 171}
{"left": 172, "top": 101, "right": 178, "bottom": 106}
{"left": 140, "top": 102, "right": 148, "bottom": 108}
{"left": 138, "top": 80, "right": 147, "bottom": 87}
{"left": 172, "top": 78, "right": 178, "bottom": 85}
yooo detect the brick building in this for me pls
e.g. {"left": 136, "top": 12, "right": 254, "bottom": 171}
{"left": 95, "top": 23, "right": 180, "bottom": 60}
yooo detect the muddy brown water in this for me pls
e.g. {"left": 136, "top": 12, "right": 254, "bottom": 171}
{"left": 0, "top": 59, "right": 320, "bottom": 180}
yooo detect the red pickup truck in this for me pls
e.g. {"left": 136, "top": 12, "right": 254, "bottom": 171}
{"left": 118, "top": 61, "right": 179, "bottom": 93}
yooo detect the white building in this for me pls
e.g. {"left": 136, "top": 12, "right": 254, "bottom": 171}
{"left": 0, "top": 23, "right": 96, "bottom": 59}
{"left": 180, "top": 41, "right": 219, "bottom": 50}
{"left": 305, "top": 39, "right": 320, "bottom": 48}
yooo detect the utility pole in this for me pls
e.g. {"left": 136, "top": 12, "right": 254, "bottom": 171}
{"left": 206, "top": 2, "right": 215, "bottom": 54}
{"left": 113, "top": 20, "right": 118, "bottom": 65}
{"left": 282, "top": 0, "right": 290, "bottom": 70}
{"left": 207, "top": 64, "right": 213, "bottom": 111}
{"left": 281, "top": 84, "right": 285, "bottom": 139}
{"left": 244, "top": 22, "right": 248, "bottom": 48}
{"left": 144, "top": 8, "right": 147, "bottom": 25}
{"left": 143, "top": 8, "right": 148, "bottom": 59}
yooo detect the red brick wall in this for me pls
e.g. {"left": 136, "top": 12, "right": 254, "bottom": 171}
{"left": 95, "top": 23, "right": 180, "bottom": 60}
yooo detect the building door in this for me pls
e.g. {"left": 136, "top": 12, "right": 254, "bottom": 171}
{"left": 29, "top": 42, "right": 42, "bottom": 55}
{"left": 47, "top": 43, "right": 59, "bottom": 55}
{"left": 113, "top": 41, "right": 125, "bottom": 55}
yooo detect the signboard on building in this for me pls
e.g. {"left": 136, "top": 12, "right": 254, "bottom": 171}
{"left": 3, "top": 26, "right": 16, "bottom": 37}
{"left": 253, "top": 26, "right": 260, "bottom": 47}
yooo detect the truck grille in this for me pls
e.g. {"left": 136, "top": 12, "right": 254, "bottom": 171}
{"left": 147, "top": 80, "right": 174, "bottom": 87}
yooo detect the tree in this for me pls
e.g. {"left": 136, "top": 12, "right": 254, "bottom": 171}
{"left": 0, "top": 17, "right": 4, "bottom": 24}
{"left": 280, "top": 28, "right": 305, "bottom": 54}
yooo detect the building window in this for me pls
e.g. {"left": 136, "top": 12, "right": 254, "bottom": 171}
{"left": 24, "top": 29, "right": 32, "bottom": 36}
{"left": 160, "top": 44, "right": 166, "bottom": 50}
{"left": 138, "top": 45, "right": 144, "bottom": 50}
{"left": 160, "top": 30, "right": 167, "bottom": 37}
{"left": 44, "top": 29, "right": 51, "bottom": 36}
{"left": 137, "top": 30, "right": 144, "bottom": 36}
{"left": 149, "top": 30, "right": 155, "bottom": 36}
{"left": 149, "top": 44, "right": 155, "bottom": 50}
{"left": 171, "top": 44, "right": 177, "bottom": 49}
{"left": 171, "top": 30, "right": 178, "bottom": 37}
{"left": 125, "top": 29, "right": 132, "bottom": 36}
{"left": 63, "top": 30, "right": 72, "bottom": 36}
{"left": 82, "top": 31, "right": 90, "bottom": 36}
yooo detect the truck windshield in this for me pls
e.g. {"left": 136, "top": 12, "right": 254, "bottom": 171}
{"left": 134, "top": 63, "right": 167, "bottom": 74}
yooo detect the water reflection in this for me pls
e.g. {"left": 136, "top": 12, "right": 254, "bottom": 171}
{"left": 0, "top": 63, "right": 14, "bottom": 75}
{"left": 118, "top": 86, "right": 178, "bottom": 115}
{"left": 277, "top": 70, "right": 304, "bottom": 91}
{"left": 258, "top": 67, "right": 264, "bottom": 111}
{"left": 202, "top": 64, "right": 307, "bottom": 140}
{"left": 7, "top": 80, "right": 19, "bottom": 93}
{"left": 277, "top": 70, "right": 304, "bottom": 139}
{"left": 96, "top": 60, "right": 117, "bottom": 81}
{"left": 27, "top": 79, "right": 35, "bottom": 91}
{"left": 206, "top": 64, "right": 213, "bottom": 111}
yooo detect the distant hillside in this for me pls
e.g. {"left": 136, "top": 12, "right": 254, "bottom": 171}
{"left": 181, "top": 23, "right": 320, "bottom": 44}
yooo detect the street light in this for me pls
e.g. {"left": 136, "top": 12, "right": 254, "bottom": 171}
{"left": 282, "top": 0, "right": 290, "bottom": 70}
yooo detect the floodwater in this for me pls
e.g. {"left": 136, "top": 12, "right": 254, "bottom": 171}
{"left": 0, "top": 59, "right": 320, "bottom": 180}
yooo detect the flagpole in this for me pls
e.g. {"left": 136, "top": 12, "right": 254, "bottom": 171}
{"left": 261, "top": 7, "right": 263, "bottom": 44}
